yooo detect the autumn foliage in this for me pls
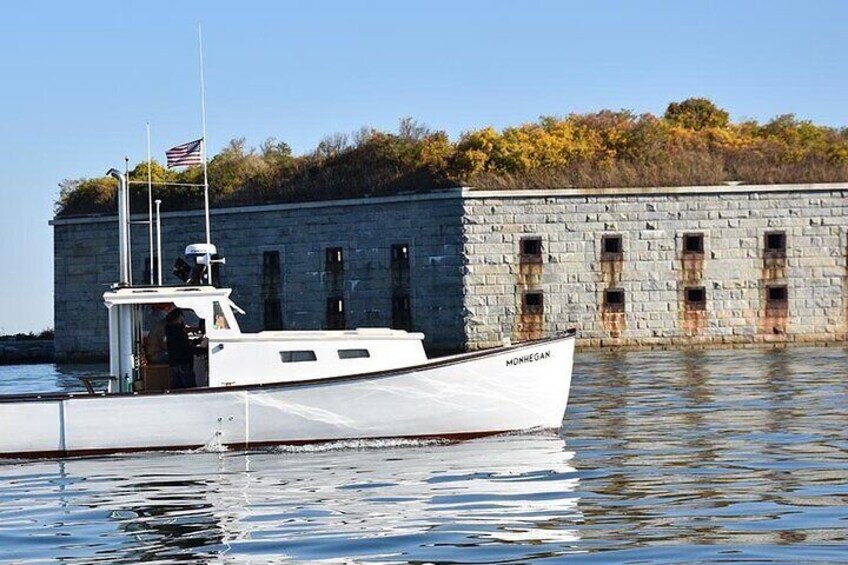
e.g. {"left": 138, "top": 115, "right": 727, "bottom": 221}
{"left": 56, "top": 99, "right": 848, "bottom": 216}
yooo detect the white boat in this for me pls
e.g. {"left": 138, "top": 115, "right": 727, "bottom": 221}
{"left": 0, "top": 169, "right": 575, "bottom": 459}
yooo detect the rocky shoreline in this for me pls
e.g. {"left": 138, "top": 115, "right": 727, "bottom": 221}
{"left": 0, "top": 340, "right": 54, "bottom": 365}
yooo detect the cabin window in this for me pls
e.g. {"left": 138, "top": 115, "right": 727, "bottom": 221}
{"left": 326, "top": 296, "right": 346, "bottom": 330}
{"left": 338, "top": 349, "right": 370, "bottom": 359}
{"left": 766, "top": 284, "right": 788, "bottom": 307}
{"left": 683, "top": 233, "right": 705, "bottom": 255}
{"left": 520, "top": 237, "right": 543, "bottom": 263}
{"left": 391, "top": 244, "right": 410, "bottom": 268}
{"left": 601, "top": 234, "right": 623, "bottom": 260}
{"left": 212, "top": 301, "right": 230, "bottom": 330}
{"left": 764, "top": 231, "right": 787, "bottom": 258}
{"left": 604, "top": 288, "right": 625, "bottom": 312}
{"left": 684, "top": 286, "right": 707, "bottom": 310}
{"left": 326, "top": 247, "right": 344, "bottom": 268}
{"left": 523, "top": 291, "right": 544, "bottom": 314}
{"left": 280, "top": 350, "right": 317, "bottom": 363}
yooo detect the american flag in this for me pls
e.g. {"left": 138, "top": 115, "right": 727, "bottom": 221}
{"left": 165, "top": 138, "right": 204, "bottom": 168}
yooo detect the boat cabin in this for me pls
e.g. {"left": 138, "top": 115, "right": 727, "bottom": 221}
{"left": 103, "top": 285, "right": 427, "bottom": 394}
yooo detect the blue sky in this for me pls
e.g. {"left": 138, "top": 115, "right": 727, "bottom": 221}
{"left": 1, "top": 0, "right": 846, "bottom": 333}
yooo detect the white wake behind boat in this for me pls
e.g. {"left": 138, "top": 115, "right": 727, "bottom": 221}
{"left": 0, "top": 170, "right": 575, "bottom": 459}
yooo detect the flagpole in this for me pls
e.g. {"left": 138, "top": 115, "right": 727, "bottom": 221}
{"left": 198, "top": 23, "right": 211, "bottom": 249}
{"left": 146, "top": 122, "right": 154, "bottom": 285}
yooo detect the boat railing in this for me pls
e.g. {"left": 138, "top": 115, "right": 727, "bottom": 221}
{"left": 78, "top": 375, "right": 119, "bottom": 395}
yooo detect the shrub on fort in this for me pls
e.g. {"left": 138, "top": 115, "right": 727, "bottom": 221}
{"left": 56, "top": 177, "right": 118, "bottom": 215}
{"left": 54, "top": 100, "right": 848, "bottom": 216}
{"left": 468, "top": 150, "right": 727, "bottom": 189}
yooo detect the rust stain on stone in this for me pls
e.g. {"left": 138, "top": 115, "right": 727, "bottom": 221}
{"left": 681, "top": 303, "right": 707, "bottom": 337}
{"left": 679, "top": 252, "right": 706, "bottom": 336}
{"left": 758, "top": 304, "right": 788, "bottom": 336}
{"left": 600, "top": 309, "right": 625, "bottom": 340}
{"left": 680, "top": 253, "right": 704, "bottom": 285}
{"left": 515, "top": 253, "right": 543, "bottom": 342}
{"left": 762, "top": 257, "right": 786, "bottom": 281}
{"left": 759, "top": 254, "right": 788, "bottom": 337}
{"left": 599, "top": 255, "right": 625, "bottom": 339}
{"left": 599, "top": 255, "right": 623, "bottom": 287}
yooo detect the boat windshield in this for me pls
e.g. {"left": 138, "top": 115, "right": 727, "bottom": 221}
{"left": 212, "top": 301, "right": 230, "bottom": 330}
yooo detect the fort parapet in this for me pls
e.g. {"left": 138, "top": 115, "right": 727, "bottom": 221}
{"left": 51, "top": 183, "right": 848, "bottom": 360}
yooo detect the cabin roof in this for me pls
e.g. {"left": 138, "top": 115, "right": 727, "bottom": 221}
{"left": 103, "top": 285, "right": 232, "bottom": 305}
{"left": 217, "top": 328, "right": 426, "bottom": 342}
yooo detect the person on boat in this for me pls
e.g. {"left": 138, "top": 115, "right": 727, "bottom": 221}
{"left": 165, "top": 308, "right": 200, "bottom": 389}
{"left": 145, "top": 315, "right": 169, "bottom": 364}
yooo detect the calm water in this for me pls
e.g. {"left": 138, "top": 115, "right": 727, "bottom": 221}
{"left": 0, "top": 348, "right": 847, "bottom": 564}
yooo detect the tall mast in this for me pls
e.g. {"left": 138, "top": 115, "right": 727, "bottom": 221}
{"left": 198, "top": 23, "right": 211, "bottom": 248}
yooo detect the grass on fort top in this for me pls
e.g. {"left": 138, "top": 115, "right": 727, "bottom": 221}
{"left": 56, "top": 98, "right": 848, "bottom": 217}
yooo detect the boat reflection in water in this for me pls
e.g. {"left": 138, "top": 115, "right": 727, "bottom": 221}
{"left": 0, "top": 434, "right": 582, "bottom": 563}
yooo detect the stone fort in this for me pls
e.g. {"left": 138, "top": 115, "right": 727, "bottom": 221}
{"left": 51, "top": 182, "right": 848, "bottom": 360}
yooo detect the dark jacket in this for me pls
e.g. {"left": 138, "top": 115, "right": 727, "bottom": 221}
{"left": 165, "top": 323, "right": 196, "bottom": 366}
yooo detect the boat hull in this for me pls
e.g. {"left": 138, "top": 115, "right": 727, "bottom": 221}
{"left": 0, "top": 333, "right": 575, "bottom": 459}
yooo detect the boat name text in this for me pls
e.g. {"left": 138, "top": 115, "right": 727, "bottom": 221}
{"left": 506, "top": 350, "right": 551, "bottom": 367}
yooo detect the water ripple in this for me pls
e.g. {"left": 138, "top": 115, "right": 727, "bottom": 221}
{"left": 0, "top": 347, "right": 847, "bottom": 563}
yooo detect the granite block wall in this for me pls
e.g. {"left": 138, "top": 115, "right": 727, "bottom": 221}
{"left": 52, "top": 192, "right": 466, "bottom": 360}
{"left": 53, "top": 183, "right": 848, "bottom": 359}
{"left": 461, "top": 184, "right": 848, "bottom": 349}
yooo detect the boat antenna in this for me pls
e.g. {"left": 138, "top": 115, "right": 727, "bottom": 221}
{"left": 155, "top": 199, "right": 163, "bottom": 285}
{"left": 199, "top": 24, "right": 211, "bottom": 249}
{"left": 124, "top": 155, "right": 132, "bottom": 285}
{"left": 198, "top": 24, "right": 213, "bottom": 283}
